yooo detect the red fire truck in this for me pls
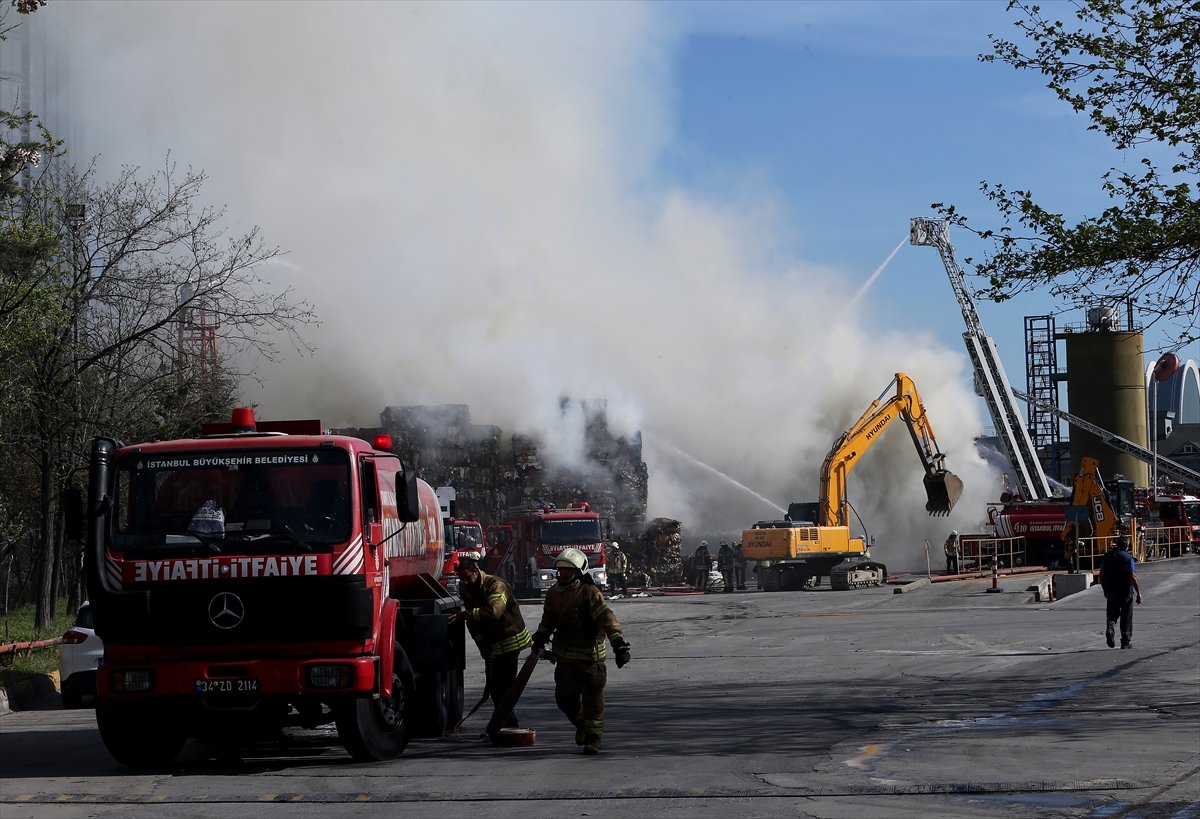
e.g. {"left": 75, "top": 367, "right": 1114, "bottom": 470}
{"left": 1148, "top": 492, "right": 1200, "bottom": 553}
{"left": 484, "top": 502, "right": 610, "bottom": 597}
{"left": 436, "top": 486, "right": 488, "bottom": 593}
{"left": 988, "top": 468, "right": 1138, "bottom": 566}
{"left": 74, "top": 408, "right": 465, "bottom": 767}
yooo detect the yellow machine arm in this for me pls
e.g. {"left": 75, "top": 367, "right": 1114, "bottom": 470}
{"left": 817, "top": 372, "right": 963, "bottom": 526}
{"left": 1062, "top": 456, "right": 1129, "bottom": 548}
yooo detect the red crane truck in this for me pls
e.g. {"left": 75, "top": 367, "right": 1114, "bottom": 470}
{"left": 74, "top": 407, "right": 465, "bottom": 767}
{"left": 484, "top": 502, "right": 609, "bottom": 597}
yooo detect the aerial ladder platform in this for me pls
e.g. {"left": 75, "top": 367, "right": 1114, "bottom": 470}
{"left": 910, "top": 218, "right": 1055, "bottom": 501}
{"left": 1012, "top": 388, "right": 1200, "bottom": 493}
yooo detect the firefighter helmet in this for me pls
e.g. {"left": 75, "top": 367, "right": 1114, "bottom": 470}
{"left": 555, "top": 547, "right": 588, "bottom": 572}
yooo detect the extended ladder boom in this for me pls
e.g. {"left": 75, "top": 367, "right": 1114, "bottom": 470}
{"left": 1012, "top": 388, "right": 1200, "bottom": 493}
{"left": 910, "top": 218, "right": 1054, "bottom": 500}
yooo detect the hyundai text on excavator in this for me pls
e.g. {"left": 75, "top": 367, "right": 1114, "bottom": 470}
{"left": 742, "top": 372, "right": 964, "bottom": 591}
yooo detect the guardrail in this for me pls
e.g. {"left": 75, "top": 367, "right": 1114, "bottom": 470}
{"left": 1141, "top": 525, "right": 1196, "bottom": 560}
{"left": 0, "top": 638, "right": 62, "bottom": 656}
{"left": 959, "top": 535, "right": 1027, "bottom": 573}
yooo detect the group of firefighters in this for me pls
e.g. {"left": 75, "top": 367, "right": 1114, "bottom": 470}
{"left": 449, "top": 547, "right": 630, "bottom": 756}
{"left": 691, "top": 539, "right": 748, "bottom": 592}
{"left": 444, "top": 536, "right": 753, "bottom": 756}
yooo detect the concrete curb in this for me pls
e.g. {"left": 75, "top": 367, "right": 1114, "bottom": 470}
{"left": 893, "top": 577, "right": 932, "bottom": 594}
{"left": 0, "top": 672, "right": 59, "bottom": 716}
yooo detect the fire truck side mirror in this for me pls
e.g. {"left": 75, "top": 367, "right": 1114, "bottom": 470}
{"left": 399, "top": 472, "right": 421, "bottom": 523}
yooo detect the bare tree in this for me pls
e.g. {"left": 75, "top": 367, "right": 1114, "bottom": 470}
{"left": 10, "top": 157, "right": 317, "bottom": 627}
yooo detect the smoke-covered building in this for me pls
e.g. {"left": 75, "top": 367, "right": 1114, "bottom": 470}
{"left": 337, "top": 399, "right": 649, "bottom": 538}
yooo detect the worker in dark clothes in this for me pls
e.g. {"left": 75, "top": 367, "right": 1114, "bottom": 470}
{"left": 717, "top": 541, "right": 735, "bottom": 592}
{"left": 1098, "top": 535, "right": 1142, "bottom": 649}
{"left": 692, "top": 541, "right": 712, "bottom": 591}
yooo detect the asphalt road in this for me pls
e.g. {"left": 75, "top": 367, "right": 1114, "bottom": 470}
{"left": 2, "top": 559, "right": 1197, "bottom": 819}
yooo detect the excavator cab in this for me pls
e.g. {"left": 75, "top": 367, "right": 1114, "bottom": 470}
{"left": 924, "top": 470, "right": 964, "bottom": 516}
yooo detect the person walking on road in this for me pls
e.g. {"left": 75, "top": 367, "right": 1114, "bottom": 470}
{"left": 1098, "top": 535, "right": 1142, "bottom": 649}
{"left": 448, "top": 557, "right": 532, "bottom": 728}
{"left": 531, "top": 547, "right": 631, "bottom": 755}
{"left": 607, "top": 541, "right": 629, "bottom": 597}
{"left": 944, "top": 530, "right": 961, "bottom": 575}
{"left": 692, "top": 541, "right": 712, "bottom": 591}
{"left": 717, "top": 541, "right": 736, "bottom": 592}
{"left": 733, "top": 541, "right": 748, "bottom": 590}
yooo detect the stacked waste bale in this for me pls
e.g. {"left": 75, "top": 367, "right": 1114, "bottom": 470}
{"left": 627, "top": 517, "right": 684, "bottom": 586}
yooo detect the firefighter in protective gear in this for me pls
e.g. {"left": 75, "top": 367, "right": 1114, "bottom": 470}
{"left": 716, "top": 541, "right": 735, "bottom": 593}
{"left": 944, "top": 530, "right": 960, "bottom": 575}
{"left": 531, "top": 547, "right": 630, "bottom": 755}
{"left": 733, "top": 541, "right": 748, "bottom": 590}
{"left": 448, "top": 557, "right": 532, "bottom": 728}
{"left": 607, "top": 541, "right": 629, "bottom": 597}
{"left": 692, "top": 541, "right": 712, "bottom": 591}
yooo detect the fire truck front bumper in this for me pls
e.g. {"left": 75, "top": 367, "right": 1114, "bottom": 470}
{"left": 98, "top": 655, "right": 379, "bottom": 699}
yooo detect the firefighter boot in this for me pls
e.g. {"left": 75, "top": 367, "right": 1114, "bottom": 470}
{"left": 574, "top": 722, "right": 586, "bottom": 746}
{"left": 583, "top": 734, "right": 601, "bottom": 755}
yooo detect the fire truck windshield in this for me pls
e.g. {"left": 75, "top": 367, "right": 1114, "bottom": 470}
{"left": 538, "top": 518, "right": 602, "bottom": 545}
{"left": 113, "top": 448, "right": 352, "bottom": 554}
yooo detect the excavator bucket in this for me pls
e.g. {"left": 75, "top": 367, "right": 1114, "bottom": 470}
{"left": 924, "top": 470, "right": 964, "bottom": 516}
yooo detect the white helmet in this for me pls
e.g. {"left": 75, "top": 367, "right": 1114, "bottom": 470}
{"left": 950, "top": 530, "right": 958, "bottom": 537}
{"left": 555, "top": 547, "right": 588, "bottom": 572}
{"left": 611, "top": 541, "right": 620, "bottom": 549}
{"left": 700, "top": 540, "right": 708, "bottom": 547}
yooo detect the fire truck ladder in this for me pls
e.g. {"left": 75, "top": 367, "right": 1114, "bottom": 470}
{"left": 1012, "top": 388, "right": 1200, "bottom": 493}
{"left": 910, "top": 217, "right": 1054, "bottom": 501}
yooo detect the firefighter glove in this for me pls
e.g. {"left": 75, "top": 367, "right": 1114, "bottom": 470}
{"left": 531, "top": 636, "right": 547, "bottom": 658}
{"left": 613, "top": 639, "right": 631, "bottom": 669}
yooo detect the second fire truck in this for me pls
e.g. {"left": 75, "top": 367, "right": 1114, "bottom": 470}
{"left": 484, "top": 502, "right": 610, "bottom": 597}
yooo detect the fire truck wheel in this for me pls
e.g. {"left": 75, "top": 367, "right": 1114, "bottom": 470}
{"left": 95, "top": 700, "right": 186, "bottom": 768}
{"left": 409, "top": 671, "right": 448, "bottom": 737}
{"left": 335, "top": 641, "right": 410, "bottom": 761}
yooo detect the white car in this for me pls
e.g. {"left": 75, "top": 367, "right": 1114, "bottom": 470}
{"left": 58, "top": 602, "right": 103, "bottom": 709}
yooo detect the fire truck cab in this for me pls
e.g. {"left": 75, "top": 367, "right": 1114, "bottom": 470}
{"left": 74, "top": 408, "right": 466, "bottom": 768}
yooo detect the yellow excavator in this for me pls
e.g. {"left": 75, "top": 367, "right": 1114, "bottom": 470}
{"left": 743, "top": 372, "right": 964, "bottom": 591}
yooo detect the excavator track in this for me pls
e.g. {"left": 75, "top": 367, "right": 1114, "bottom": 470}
{"left": 828, "top": 560, "right": 887, "bottom": 591}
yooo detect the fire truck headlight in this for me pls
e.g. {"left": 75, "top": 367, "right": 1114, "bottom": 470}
{"left": 594, "top": 570, "right": 607, "bottom": 586}
{"left": 306, "top": 664, "right": 354, "bottom": 689}
{"left": 537, "top": 569, "right": 556, "bottom": 583}
{"left": 111, "top": 669, "right": 153, "bottom": 693}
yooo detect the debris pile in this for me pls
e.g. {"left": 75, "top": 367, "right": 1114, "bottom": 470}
{"left": 624, "top": 517, "right": 685, "bottom": 586}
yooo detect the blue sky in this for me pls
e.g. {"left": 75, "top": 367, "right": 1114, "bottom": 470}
{"left": 661, "top": 0, "right": 1195, "bottom": 374}
{"left": 30, "top": 1, "right": 1196, "bottom": 553}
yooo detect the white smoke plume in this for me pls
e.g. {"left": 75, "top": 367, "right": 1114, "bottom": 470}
{"left": 37, "top": 1, "right": 1001, "bottom": 570}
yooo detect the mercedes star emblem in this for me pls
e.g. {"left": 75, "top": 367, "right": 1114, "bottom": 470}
{"left": 208, "top": 592, "right": 245, "bottom": 630}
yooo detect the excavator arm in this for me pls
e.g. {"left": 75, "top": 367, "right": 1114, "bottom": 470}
{"left": 1062, "top": 456, "right": 1129, "bottom": 548}
{"left": 817, "top": 372, "right": 964, "bottom": 526}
